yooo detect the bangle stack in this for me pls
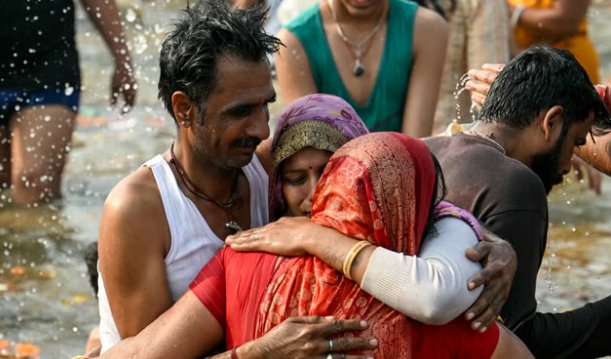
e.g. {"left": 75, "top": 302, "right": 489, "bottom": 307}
{"left": 511, "top": 4, "right": 526, "bottom": 29}
{"left": 343, "top": 241, "right": 373, "bottom": 280}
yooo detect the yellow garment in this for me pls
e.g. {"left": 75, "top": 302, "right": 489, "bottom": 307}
{"left": 508, "top": 0, "right": 600, "bottom": 83}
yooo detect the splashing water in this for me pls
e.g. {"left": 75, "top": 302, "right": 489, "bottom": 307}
{"left": 452, "top": 73, "right": 474, "bottom": 124}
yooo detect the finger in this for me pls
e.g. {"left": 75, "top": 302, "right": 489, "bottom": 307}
{"left": 467, "top": 273, "right": 486, "bottom": 291}
{"left": 465, "top": 247, "right": 485, "bottom": 263}
{"left": 329, "top": 337, "right": 378, "bottom": 353}
{"left": 286, "top": 315, "right": 331, "bottom": 325}
{"left": 472, "top": 293, "right": 506, "bottom": 332}
{"left": 481, "top": 63, "right": 505, "bottom": 73}
{"left": 317, "top": 319, "right": 369, "bottom": 336}
{"left": 465, "top": 79, "right": 491, "bottom": 97}
{"left": 465, "top": 283, "right": 498, "bottom": 324}
{"left": 230, "top": 240, "right": 266, "bottom": 252}
{"left": 227, "top": 232, "right": 264, "bottom": 246}
{"left": 226, "top": 229, "right": 259, "bottom": 244}
{"left": 110, "top": 89, "right": 119, "bottom": 105}
{"left": 472, "top": 305, "right": 496, "bottom": 332}
{"left": 467, "top": 69, "right": 497, "bottom": 87}
{"left": 470, "top": 92, "right": 486, "bottom": 107}
{"left": 469, "top": 265, "right": 500, "bottom": 287}
{"left": 124, "top": 88, "right": 137, "bottom": 109}
{"left": 332, "top": 355, "right": 374, "bottom": 359}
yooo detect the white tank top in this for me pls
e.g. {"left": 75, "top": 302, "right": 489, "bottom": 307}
{"left": 97, "top": 154, "right": 269, "bottom": 353}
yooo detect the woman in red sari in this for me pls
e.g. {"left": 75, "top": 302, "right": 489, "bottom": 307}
{"left": 190, "top": 132, "right": 532, "bottom": 358}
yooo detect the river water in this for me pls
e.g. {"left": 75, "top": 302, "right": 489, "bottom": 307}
{"left": 0, "top": 1, "right": 610, "bottom": 357}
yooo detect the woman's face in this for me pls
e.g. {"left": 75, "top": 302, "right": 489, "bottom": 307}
{"left": 280, "top": 147, "right": 333, "bottom": 218}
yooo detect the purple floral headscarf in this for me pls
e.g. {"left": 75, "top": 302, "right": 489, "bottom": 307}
{"left": 269, "top": 94, "right": 370, "bottom": 221}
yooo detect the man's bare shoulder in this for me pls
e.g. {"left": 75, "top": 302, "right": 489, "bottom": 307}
{"left": 104, "top": 166, "right": 163, "bottom": 215}
{"left": 99, "top": 166, "right": 169, "bottom": 249}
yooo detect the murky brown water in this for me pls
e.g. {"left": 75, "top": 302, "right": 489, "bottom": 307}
{"left": 0, "top": 1, "right": 610, "bottom": 357}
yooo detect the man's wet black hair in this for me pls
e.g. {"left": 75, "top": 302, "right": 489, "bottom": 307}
{"left": 479, "top": 45, "right": 611, "bottom": 137}
{"left": 158, "top": 0, "right": 282, "bottom": 124}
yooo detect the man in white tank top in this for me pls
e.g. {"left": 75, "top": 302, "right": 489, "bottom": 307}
{"left": 94, "top": 0, "right": 376, "bottom": 357}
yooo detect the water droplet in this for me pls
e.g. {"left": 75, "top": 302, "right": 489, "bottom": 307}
{"left": 65, "top": 86, "right": 74, "bottom": 96}
{"left": 125, "top": 8, "right": 137, "bottom": 22}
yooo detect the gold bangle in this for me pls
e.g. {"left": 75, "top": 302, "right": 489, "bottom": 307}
{"left": 343, "top": 241, "right": 373, "bottom": 280}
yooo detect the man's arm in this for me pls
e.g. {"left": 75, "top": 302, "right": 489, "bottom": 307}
{"left": 481, "top": 210, "right": 548, "bottom": 331}
{"left": 79, "top": 0, "right": 136, "bottom": 110}
{"left": 99, "top": 291, "right": 224, "bottom": 359}
{"left": 98, "top": 169, "right": 173, "bottom": 339}
{"left": 576, "top": 131, "right": 611, "bottom": 176}
{"left": 227, "top": 216, "right": 513, "bottom": 329}
{"left": 402, "top": 7, "right": 448, "bottom": 138}
{"left": 99, "top": 290, "right": 377, "bottom": 359}
{"left": 510, "top": 0, "right": 591, "bottom": 40}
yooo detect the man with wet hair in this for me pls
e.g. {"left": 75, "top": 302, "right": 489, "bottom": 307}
{"left": 96, "top": 0, "right": 375, "bottom": 356}
{"left": 426, "top": 45, "right": 611, "bottom": 359}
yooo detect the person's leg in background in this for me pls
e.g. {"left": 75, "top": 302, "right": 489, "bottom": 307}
{"left": 10, "top": 104, "right": 76, "bottom": 206}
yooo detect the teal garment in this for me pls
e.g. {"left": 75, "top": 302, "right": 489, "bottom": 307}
{"left": 285, "top": 0, "right": 417, "bottom": 132}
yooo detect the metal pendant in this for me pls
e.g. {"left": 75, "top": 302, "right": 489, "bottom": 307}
{"left": 226, "top": 221, "right": 242, "bottom": 235}
{"left": 353, "top": 60, "right": 365, "bottom": 77}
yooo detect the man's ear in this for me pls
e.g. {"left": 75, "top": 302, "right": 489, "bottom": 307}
{"left": 171, "top": 91, "right": 196, "bottom": 126}
{"left": 540, "top": 106, "right": 564, "bottom": 143}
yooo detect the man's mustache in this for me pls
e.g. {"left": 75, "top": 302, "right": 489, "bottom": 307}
{"left": 231, "top": 137, "right": 262, "bottom": 148}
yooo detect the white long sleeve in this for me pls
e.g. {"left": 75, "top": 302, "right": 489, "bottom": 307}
{"left": 361, "top": 217, "right": 483, "bottom": 325}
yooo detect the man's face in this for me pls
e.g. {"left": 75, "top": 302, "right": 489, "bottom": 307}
{"left": 192, "top": 56, "right": 275, "bottom": 169}
{"left": 531, "top": 114, "right": 594, "bottom": 193}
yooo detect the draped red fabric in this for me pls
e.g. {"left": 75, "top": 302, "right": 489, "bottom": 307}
{"left": 254, "top": 133, "right": 436, "bottom": 358}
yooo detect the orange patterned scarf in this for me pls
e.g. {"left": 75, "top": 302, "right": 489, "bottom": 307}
{"left": 255, "top": 133, "right": 436, "bottom": 358}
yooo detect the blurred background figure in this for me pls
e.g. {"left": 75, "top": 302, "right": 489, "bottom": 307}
{"left": 274, "top": 0, "right": 448, "bottom": 138}
{"left": 434, "top": 0, "right": 511, "bottom": 132}
{"left": 0, "top": 0, "right": 136, "bottom": 207}
{"left": 508, "top": 0, "right": 600, "bottom": 83}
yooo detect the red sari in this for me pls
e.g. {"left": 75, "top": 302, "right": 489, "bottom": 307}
{"left": 190, "top": 133, "right": 499, "bottom": 358}
{"left": 256, "top": 133, "right": 437, "bottom": 358}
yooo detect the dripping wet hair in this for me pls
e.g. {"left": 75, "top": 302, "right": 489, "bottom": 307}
{"left": 157, "top": 0, "right": 282, "bottom": 125}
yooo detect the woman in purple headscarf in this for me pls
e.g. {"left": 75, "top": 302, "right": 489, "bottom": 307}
{"left": 268, "top": 93, "right": 370, "bottom": 221}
